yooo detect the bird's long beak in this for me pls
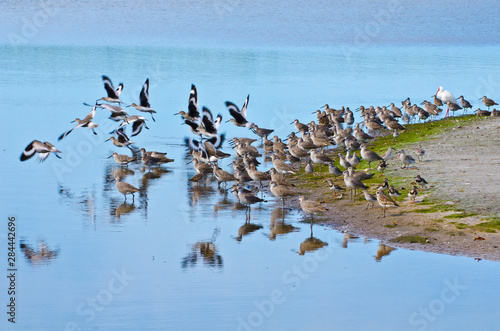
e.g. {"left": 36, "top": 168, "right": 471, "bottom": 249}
{"left": 320, "top": 105, "right": 326, "bottom": 108}
{"left": 125, "top": 104, "right": 131, "bottom": 108}
{"left": 174, "top": 112, "right": 180, "bottom": 115}
{"left": 107, "top": 154, "right": 114, "bottom": 159}
{"left": 225, "top": 120, "right": 230, "bottom": 123}
{"left": 289, "top": 121, "right": 295, "bottom": 125}
{"left": 70, "top": 120, "right": 76, "bottom": 123}
{"left": 104, "top": 138, "right": 111, "bottom": 142}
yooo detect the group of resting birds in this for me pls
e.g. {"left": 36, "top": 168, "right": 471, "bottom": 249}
{"left": 179, "top": 86, "right": 449, "bottom": 220}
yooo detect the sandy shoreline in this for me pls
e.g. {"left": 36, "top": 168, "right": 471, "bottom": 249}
{"left": 290, "top": 116, "right": 500, "bottom": 262}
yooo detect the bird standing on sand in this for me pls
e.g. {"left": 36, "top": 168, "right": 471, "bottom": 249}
{"left": 362, "top": 190, "right": 377, "bottom": 209}
{"left": 398, "top": 149, "right": 415, "bottom": 168}
{"left": 388, "top": 185, "right": 401, "bottom": 201}
{"left": 376, "top": 191, "right": 399, "bottom": 217}
{"left": 481, "top": 96, "right": 498, "bottom": 110}
{"left": 343, "top": 169, "right": 368, "bottom": 202}
{"left": 456, "top": 96, "right": 472, "bottom": 114}
{"left": 271, "top": 154, "right": 296, "bottom": 175}
{"left": 381, "top": 146, "right": 393, "bottom": 161}
{"left": 415, "top": 144, "right": 425, "bottom": 162}
{"left": 325, "top": 178, "right": 345, "bottom": 197}
{"left": 305, "top": 158, "right": 314, "bottom": 174}
{"left": 360, "top": 144, "right": 384, "bottom": 173}
{"left": 20, "top": 140, "right": 61, "bottom": 162}
{"left": 408, "top": 185, "right": 418, "bottom": 203}
{"left": 414, "top": 175, "right": 428, "bottom": 189}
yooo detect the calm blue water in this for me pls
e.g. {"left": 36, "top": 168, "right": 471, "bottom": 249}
{"left": 1, "top": 1, "right": 500, "bottom": 331}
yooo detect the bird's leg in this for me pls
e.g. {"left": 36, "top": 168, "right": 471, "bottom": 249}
{"left": 383, "top": 207, "right": 386, "bottom": 217}
{"left": 124, "top": 194, "right": 127, "bottom": 202}
{"left": 132, "top": 194, "right": 135, "bottom": 203}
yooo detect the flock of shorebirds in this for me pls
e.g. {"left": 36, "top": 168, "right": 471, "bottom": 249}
{"left": 20, "top": 82, "right": 500, "bottom": 221}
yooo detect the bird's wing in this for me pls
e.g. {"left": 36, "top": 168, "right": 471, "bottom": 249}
{"left": 102, "top": 76, "right": 118, "bottom": 98}
{"left": 214, "top": 114, "right": 223, "bottom": 130}
{"left": 116, "top": 128, "right": 130, "bottom": 143}
{"left": 226, "top": 101, "right": 247, "bottom": 124}
{"left": 131, "top": 120, "right": 147, "bottom": 137}
{"left": 189, "top": 84, "right": 197, "bottom": 105}
{"left": 188, "top": 100, "right": 200, "bottom": 119}
{"left": 139, "top": 78, "right": 150, "bottom": 107}
{"left": 115, "top": 83, "right": 124, "bottom": 97}
{"left": 20, "top": 140, "right": 44, "bottom": 161}
{"left": 241, "top": 95, "right": 250, "bottom": 118}
{"left": 206, "top": 133, "right": 225, "bottom": 149}
{"left": 184, "top": 119, "right": 200, "bottom": 132}
{"left": 58, "top": 128, "right": 74, "bottom": 141}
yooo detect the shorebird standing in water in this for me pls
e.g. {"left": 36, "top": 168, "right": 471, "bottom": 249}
{"left": 376, "top": 191, "right": 399, "bottom": 217}
{"left": 108, "top": 152, "right": 136, "bottom": 167}
{"left": 456, "top": 96, "right": 472, "bottom": 114}
{"left": 20, "top": 140, "right": 61, "bottom": 162}
{"left": 436, "top": 86, "right": 457, "bottom": 117}
{"left": 127, "top": 78, "right": 157, "bottom": 121}
{"left": 298, "top": 195, "right": 327, "bottom": 223}
{"left": 269, "top": 181, "right": 295, "bottom": 211}
{"left": 98, "top": 75, "right": 123, "bottom": 104}
{"left": 114, "top": 176, "right": 140, "bottom": 202}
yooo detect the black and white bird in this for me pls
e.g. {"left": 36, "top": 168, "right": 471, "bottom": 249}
{"left": 226, "top": 95, "right": 253, "bottom": 128}
{"left": 98, "top": 75, "right": 123, "bottom": 104}
{"left": 105, "top": 128, "right": 135, "bottom": 151}
{"left": 20, "top": 140, "right": 61, "bottom": 162}
{"left": 127, "top": 78, "right": 157, "bottom": 121}
{"left": 175, "top": 84, "right": 201, "bottom": 121}
{"left": 118, "top": 115, "right": 149, "bottom": 137}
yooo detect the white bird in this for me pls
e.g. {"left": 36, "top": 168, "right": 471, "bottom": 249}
{"left": 436, "top": 86, "right": 457, "bottom": 117}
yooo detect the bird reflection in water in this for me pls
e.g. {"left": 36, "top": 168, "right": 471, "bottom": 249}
{"left": 236, "top": 219, "right": 263, "bottom": 242}
{"left": 20, "top": 239, "right": 60, "bottom": 266}
{"left": 112, "top": 167, "right": 135, "bottom": 180}
{"left": 181, "top": 228, "right": 223, "bottom": 269}
{"left": 298, "top": 226, "right": 328, "bottom": 255}
{"left": 375, "top": 243, "right": 396, "bottom": 262}
{"left": 57, "top": 184, "right": 97, "bottom": 225}
{"left": 269, "top": 208, "right": 299, "bottom": 240}
{"left": 342, "top": 232, "right": 360, "bottom": 248}
{"left": 114, "top": 202, "right": 136, "bottom": 218}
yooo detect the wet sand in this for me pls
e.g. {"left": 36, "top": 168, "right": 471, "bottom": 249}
{"left": 291, "top": 116, "right": 500, "bottom": 262}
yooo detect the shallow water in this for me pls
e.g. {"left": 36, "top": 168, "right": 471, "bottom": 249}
{"left": 2, "top": 1, "right": 500, "bottom": 330}
{"left": 1, "top": 44, "right": 500, "bottom": 331}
